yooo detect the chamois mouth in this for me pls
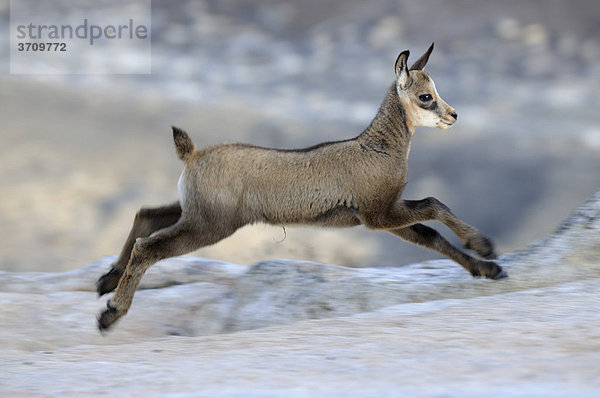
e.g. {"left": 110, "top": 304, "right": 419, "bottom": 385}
{"left": 440, "top": 120, "right": 455, "bottom": 127}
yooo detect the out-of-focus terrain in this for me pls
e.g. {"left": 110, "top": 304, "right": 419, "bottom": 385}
{"left": 1, "top": 0, "right": 599, "bottom": 271}
{"left": 2, "top": 192, "right": 600, "bottom": 396}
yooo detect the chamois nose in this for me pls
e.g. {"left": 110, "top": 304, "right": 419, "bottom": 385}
{"left": 450, "top": 112, "right": 458, "bottom": 120}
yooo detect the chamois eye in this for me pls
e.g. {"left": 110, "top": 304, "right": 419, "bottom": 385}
{"left": 419, "top": 94, "right": 433, "bottom": 102}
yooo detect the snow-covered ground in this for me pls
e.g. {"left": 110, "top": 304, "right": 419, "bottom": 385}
{"left": 1, "top": 193, "right": 600, "bottom": 396}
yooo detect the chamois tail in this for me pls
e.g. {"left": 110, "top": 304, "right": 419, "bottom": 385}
{"left": 172, "top": 126, "right": 196, "bottom": 162}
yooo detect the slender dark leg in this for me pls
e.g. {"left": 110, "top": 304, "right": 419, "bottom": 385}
{"left": 364, "top": 197, "right": 498, "bottom": 259}
{"left": 96, "top": 202, "right": 182, "bottom": 296}
{"left": 390, "top": 223, "right": 507, "bottom": 279}
{"left": 97, "top": 221, "right": 237, "bottom": 331}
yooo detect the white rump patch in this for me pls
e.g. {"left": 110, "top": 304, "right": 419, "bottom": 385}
{"left": 177, "top": 168, "right": 186, "bottom": 206}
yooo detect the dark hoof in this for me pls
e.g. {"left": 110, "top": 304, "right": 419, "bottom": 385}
{"left": 96, "top": 268, "right": 123, "bottom": 297}
{"left": 492, "top": 268, "right": 509, "bottom": 280}
{"left": 465, "top": 235, "right": 498, "bottom": 259}
{"left": 97, "top": 302, "right": 120, "bottom": 332}
{"left": 479, "top": 261, "right": 508, "bottom": 280}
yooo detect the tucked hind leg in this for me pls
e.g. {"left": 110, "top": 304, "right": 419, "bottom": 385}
{"left": 390, "top": 223, "right": 507, "bottom": 279}
{"left": 96, "top": 202, "right": 182, "bottom": 296}
{"left": 97, "top": 221, "right": 236, "bottom": 331}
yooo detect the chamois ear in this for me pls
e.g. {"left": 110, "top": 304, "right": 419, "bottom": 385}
{"left": 395, "top": 50, "right": 410, "bottom": 89}
{"left": 410, "top": 42, "right": 434, "bottom": 71}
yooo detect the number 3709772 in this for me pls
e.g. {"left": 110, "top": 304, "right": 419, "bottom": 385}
{"left": 17, "top": 42, "right": 66, "bottom": 51}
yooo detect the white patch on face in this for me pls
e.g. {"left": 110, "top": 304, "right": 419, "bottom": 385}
{"left": 398, "top": 77, "right": 456, "bottom": 130}
{"left": 430, "top": 80, "right": 457, "bottom": 129}
{"left": 414, "top": 107, "right": 441, "bottom": 128}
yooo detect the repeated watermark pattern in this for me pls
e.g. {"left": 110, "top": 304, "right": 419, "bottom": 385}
{"left": 10, "top": 0, "right": 151, "bottom": 74}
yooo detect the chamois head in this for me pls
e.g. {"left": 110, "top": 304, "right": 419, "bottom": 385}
{"left": 394, "top": 43, "right": 457, "bottom": 131}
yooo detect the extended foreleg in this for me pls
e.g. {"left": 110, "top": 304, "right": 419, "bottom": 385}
{"left": 390, "top": 223, "right": 506, "bottom": 279}
{"left": 364, "top": 197, "right": 498, "bottom": 259}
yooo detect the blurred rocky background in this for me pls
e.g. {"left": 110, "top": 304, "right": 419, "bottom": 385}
{"left": 2, "top": 2, "right": 600, "bottom": 394}
{"left": 1, "top": 0, "right": 599, "bottom": 271}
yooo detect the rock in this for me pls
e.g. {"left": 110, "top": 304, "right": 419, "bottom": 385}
{"left": 1, "top": 192, "right": 600, "bottom": 395}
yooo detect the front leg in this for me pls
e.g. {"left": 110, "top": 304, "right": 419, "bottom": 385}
{"left": 391, "top": 224, "right": 507, "bottom": 279}
{"left": 363, "top": 197, "right": 498, "bottom": 259}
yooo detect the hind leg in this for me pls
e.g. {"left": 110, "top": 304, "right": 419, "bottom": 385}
{"left": 97, "top": 221, "right": 236, "bottom": 331}
{"left": 96, "top": 202, "right": 182, "bottom": 296}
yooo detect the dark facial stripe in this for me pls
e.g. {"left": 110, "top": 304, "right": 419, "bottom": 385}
{"left": 419, "top": 101, "right": 437, "bottom": 111}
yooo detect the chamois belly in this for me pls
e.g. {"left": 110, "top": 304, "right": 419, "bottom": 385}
{"left": 306, "top": 206, "right": 362, "bottom": 227}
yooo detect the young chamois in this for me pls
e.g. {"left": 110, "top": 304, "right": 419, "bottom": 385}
{"left": 97, "top": 43, "right": 507, "bottom": 331}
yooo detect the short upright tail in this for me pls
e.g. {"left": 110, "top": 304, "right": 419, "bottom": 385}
{"left": 172, "top": 126, "right": 196, "bottom": 162}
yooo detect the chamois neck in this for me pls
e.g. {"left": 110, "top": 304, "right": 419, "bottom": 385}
{"left": 358, "top": 84, "right": 412, "bottom": 154}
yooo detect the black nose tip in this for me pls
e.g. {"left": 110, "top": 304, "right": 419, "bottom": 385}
{"left": 450, "top": 112, "right": 458, "bottom": 120}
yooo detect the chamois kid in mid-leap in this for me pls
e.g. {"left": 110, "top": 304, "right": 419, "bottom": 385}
{"left": 97, "top": 43, "right": 507, "bottom": 331}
